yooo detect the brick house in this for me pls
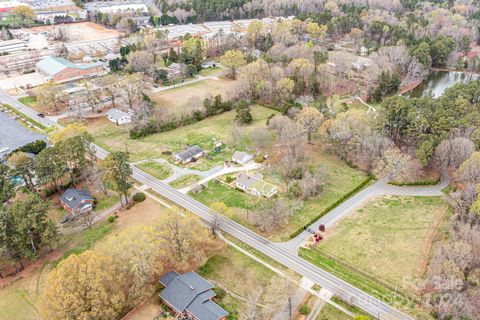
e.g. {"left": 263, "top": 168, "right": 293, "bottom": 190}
{"left": 37, "top": 56, "right": 105, "bottom": 83}
{"left": 59, "top": 188, "right": 94, "bottom": 216}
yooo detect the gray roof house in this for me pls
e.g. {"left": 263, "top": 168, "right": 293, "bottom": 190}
{"left": 105, "top": 108, "right": 132, "bottom": 125}
{"left": 159, "top": 270, "right": 228, "bottom": 320}
{"left": 59, "top": 188, "right": 94, "bottom": 215}
{"left": 236, "top": 172, "right": 278, "bottom": 198}
{"left": 174, "top": 145, "right": 204, "bottom": 164}
{"left": 231, "top": 151, "right": 253, "bottom": 165}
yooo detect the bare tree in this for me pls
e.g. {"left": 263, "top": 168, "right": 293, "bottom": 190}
{"left": 374, "top": 148, "right": 423, "bottom": 183}
{"left": 435, "top": 138, "right": 475, "bottom": 172}
{"left": 241, "top": 288, "right": 263, "bottom": 320}
{"left": 263, "top": 273, "right": 298, "bottom": 320}
{"left": 80, "top": 211, "right": 96, "bottom": 229}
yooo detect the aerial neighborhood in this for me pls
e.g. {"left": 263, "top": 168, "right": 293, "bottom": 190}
{"left": 1, "top": 1, "right": 480, "bottom": 320}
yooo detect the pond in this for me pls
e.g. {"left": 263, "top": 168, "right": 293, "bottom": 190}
{"left": 407, "top": 70, "right": 479, "bottom": 98}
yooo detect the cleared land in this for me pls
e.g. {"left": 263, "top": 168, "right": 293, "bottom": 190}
{"left": 88, "top": 105, "right": 276, "bottom": 162}
{"left": 23, "top": 22, "right": 119, "bottom": 42}
{"left": 300, "top": 195, "right": 447, "bottom": 314}
{"left": 149, "top": 78, "right": 235, "bottom": 115}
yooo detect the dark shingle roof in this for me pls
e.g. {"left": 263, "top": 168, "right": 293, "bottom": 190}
{"left": 159, "top": 271, "right": 227, "bottom": 320}
{"left": 159, "top": 270, "right": 179, "bottom": 287}
{"left": 59, "top": 188, "right": 93, "bottom": 210}
{"left": 174, "top": 145, "right": 203, "bottom": 161}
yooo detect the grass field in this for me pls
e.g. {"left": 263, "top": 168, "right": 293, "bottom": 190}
{"left": 169, "top": 174, "right": 201, "bottom": 189}
{"left": 149, "top": 78, "right": 235, "bottom": 115}
{"left": 300, "top": 195, "right": 447, "bottom": 313}
{"left": 88, "top": 105, "right": 276, "bottom": 162}
{"left": 136, "top": 161, "right": 173, "bottom": 180}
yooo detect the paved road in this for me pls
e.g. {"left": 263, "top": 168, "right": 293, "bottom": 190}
{"left": 1, "top": 90, "right": 412, "bottom": 320}
{"left": 282, "top": 178, "right": 448, "bottom": 251}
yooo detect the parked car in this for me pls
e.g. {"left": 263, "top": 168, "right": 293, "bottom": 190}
{"left": 0, "top": 147, "right": 9, "bottom": 153}
{"left": 37, "top": 113, "right": 45, "bottom": 118}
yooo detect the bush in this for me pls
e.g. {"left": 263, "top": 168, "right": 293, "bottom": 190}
{"left": 107, "top": 216, "right": 116, "bottom": 223}
{"left": 225, "top": 175, "right": 235, "bottom": 183}
{"left": 287, "top": 181, "right": 302, "bottom": 198}
{"left": 132, "top": 192, "right": 146, "bottom": 203}
{"left": 299, "top": 304, "right": 310, "bottom": 315}
{"left": 289, "top": 175, "right": 374, "bottom": 239}
{"left": 254, "top": 155, "right": 264, "bottom": 163}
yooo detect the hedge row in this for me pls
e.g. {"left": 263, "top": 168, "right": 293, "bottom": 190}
{"left": 289, "top": 175, "right": 374, "bottom": 239}
{"left": 389, "top": 178, "right": 440, "bottom": 186}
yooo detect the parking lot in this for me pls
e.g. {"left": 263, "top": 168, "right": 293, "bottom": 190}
{"left": 0, "top": 110, "right": 47, "bottom": 159}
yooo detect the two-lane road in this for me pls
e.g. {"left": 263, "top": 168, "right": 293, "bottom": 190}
{"left": 1, "top": 90, "right": 412, "bottom": 320}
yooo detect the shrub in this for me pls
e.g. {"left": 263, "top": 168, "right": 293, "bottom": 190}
{"left": 299, "top": 304, "right": 310, "bottom": 315}
{"left": 132, "top": 192, "right": 146, "bottom": 202}
{"left": 225, "top": 175, "right": 235, "bottom": 183}
{"left": 287, "top": 181, "right": 302, "bottom": 198}
{"left": 254, "top": 155, "right": 264, "bottom": 163}
{"left": 107, "top": 216, "right": 115, "bottom": 223}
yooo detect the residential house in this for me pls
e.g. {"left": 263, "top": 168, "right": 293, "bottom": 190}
{"left": 235, "top": 172, "right": 278, "bottom": 198}
{"left": 59, "top": 188, "right": 94, "bottom": 216}
{"left": 231, "top": 151, "right": 253, "bottom": 165}
{"left": 159, "top": 270, "right": 228, "bottom": 320}
{"left": 106, "top": 108, "right": 132, "bottom": 125}
{"left": 174, "top": 145, "right": 204, "bottom": 164}
{"left": 201, "top": 61, "right": 217, "bottom": 69}
{"left": 36, "top": 56, "right": 105, "bottom": 83}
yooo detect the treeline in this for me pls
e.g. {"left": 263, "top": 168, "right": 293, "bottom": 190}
{"left": 130, "top": 95, "right": 233, "bottom": 139}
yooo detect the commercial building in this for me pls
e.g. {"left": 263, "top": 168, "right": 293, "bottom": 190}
{"left": 36, "top": 56, "right": 104, "bottom": 83}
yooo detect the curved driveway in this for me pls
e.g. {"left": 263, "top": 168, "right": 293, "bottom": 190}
{"left": 281, "top": 178, "right": 449, "bottom": 251}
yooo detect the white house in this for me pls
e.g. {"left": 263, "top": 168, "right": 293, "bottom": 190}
{"left": 232, "top": 151, "right": 253, "bottom": 165}
{"left": 106, "top": 108, "right": 132, "bottom": 125}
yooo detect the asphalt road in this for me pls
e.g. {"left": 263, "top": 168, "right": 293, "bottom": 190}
{"left": 1, "top": 90, "right": 412, "bottom": 320}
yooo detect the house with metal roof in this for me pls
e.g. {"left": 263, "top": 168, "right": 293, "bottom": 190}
{"left": 105, "top": 108, "right": 132, "bottom": 125}
{"left": 59, "top": 188, "right": 94, "bottom": 216}
{"left": 36, "top": 56, "right": 104, "bottom": 83}
{"left": 235, "top": 172, "right": 278, "bottom": 198}
{"left": 174, "top": 145, "right": 204, "bottom": 164}
{"left": 159, "top": 270, "right": 228, "bottom": 320}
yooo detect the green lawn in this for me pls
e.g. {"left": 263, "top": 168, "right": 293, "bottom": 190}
{"left": 94, "top": 193, "right": 120, "bottom": 212}
{"left": 169, "top": 174, "right": 201, "bottom": 189}
{"left": 136, "top": 161, "right": 173, "bottom": 180}
{"left": 316, "top": 304, "right": 352, "bottom": 320}
{"left": 88, "top": 105, "right": 276, "bottom": 163}
{"left": 199, "top": 67, "right": 222, "bottom": 76}
{"left": 18, "top": 96, "right": 37, "bottom": 107}
{"left": 190, "top": 180, "right": 258, "bottom": 209}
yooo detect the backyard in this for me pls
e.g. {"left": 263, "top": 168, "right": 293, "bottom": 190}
{"left": 87, "top": 105, "right": 276, "bottom": 163}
